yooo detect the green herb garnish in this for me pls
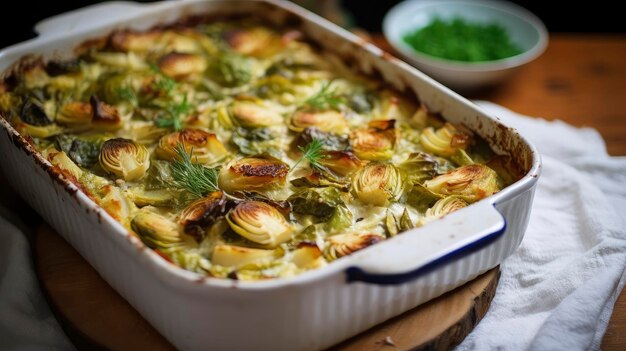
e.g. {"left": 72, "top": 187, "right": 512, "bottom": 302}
{"left": 170, "top": 143, "right": 219, "bottom": 198}
{"left": 155, "top": 95, "right": 192, "bottom": 131}
{"left": 304, "top": 82, "right": 344, "bottom": 111}
{"left": 150, "top": 63, "right": 177, "bottom": 96}
{"left": 290, "top": 138, "right": 327, "bottom": 174}
{"left": 403, "top": 17, "right": 523, "bottom": 62}
{"left": 116, "top": 87, "right": 138, "bottom": 107}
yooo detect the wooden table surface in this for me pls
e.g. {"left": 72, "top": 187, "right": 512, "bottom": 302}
{"left": 1, "top": 33, "right": 625, "bottom": 349}
{"left": 469, "top": 34, "right": 626, "bottom": 156}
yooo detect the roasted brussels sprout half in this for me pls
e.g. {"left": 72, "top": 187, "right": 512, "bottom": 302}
{"left": 345, "top": 90, "right": 375, "bottom": 114}
{"left": 408, "top": 104, "right": 442, "bottom": 129}
{"left": 317, "top": 151, "right": 363, "bottom": 177}
{"left": 379, "top": 90, "right": 418, "bottom": 121}
{"left": 292, "top": 127, "right": 350, "bottom": 152}
{"left": 226, "top": 201, "right": 293, "bottom": 248}
{"left": 254, "top": 75, "right": 296, "bottom": 99}
{"left": 155, "top": 128, "right": 228, "bottom": 164}
{"left": 397, "top": 152, "right": 438, "bottom": 185}
{"left": 351, "top": 119, "right": 397, "bottom": 161}
{"left": 99, "top": 138, "right": 150, "bottom": 181}
{"left": 288, "top": 187, "right": 345, "bottom": 217}
{"left": 20, "top": 97, "right": 52, "bottom": 126}
{"left": 218, "top": 156, "right": 289, "bottom": 193}
{"left": 406, "top": 183, "right": 444, "bottom": 212}
{"left": 325, "top": 203, "right": 353, "bottom": 234}
{"left": 289, "top": 110, "right": 349, "bottom": 134}
{"left": 207, "top": 51, "right": 252, "bottom": 87}
{"left": 212, "top": 244, "right": 276, "bottom": 268}
{"left": 230, "top": 101, "right": 283, "bottom": 128}
{"left": 231, "top": 191, "right": 292, "bottom": 217}
{"left": 56, "top": 102, "right": 93, "bottom": 126}
{"left": 420, "top": 123, "right": 472, "bottom": 158}
{"left": 231, "top": 127, "right": 282, "bottom": 156}
{"left": 157, "top": 52, "right": 207, "bottom": 80}
{"left": 15, "top": 97, "right": 64, "bottom": 138}
{"left": 421, "top": 196, "right": 468, "bottom": 225}
{"left": 90, "top": 96, "right": 123, "bottom": 131}
{"left": 95, "top": 71, "right": 141, "bottom": 106}
{"left": 128, "top": 123, "right": 168, "bottom": 145}
{"left": 110, "top": 30, "right": 161, "bottom": 52}
{"left": 179, "top": 191, "right": 231, "bottom": 241}
{"left": 324, "top": 233, "right": 383, "bottom": 261}
{"left": 289, "top": 170, "right": 349, "bottom": 191}
{"left": 225, "top": 26, "right": 283, "bottom": 58}
{"left": 352, "top": 163, "right": 404, "bottom": 206}
{"left": 424, "top": 164, "right": 500, "bottom": 203}
{"left": 126, "top": 187, "right": 178, "bottom": 208}
{"left": 131, "top": 209, "right": 185, "bottom": 249}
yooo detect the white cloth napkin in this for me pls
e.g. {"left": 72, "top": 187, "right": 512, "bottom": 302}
{"left": 0, "top": 212, "right": 74, "bottom": 350}
{"left": 0, "top": 103, "right": 624, "bottom": 350}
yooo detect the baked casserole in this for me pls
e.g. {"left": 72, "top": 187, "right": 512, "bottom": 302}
{"left": 0, "top": 19, "right": 519, "bottom": 281}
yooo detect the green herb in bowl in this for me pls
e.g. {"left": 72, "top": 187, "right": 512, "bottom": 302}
{"left": 403, "top": 17, "right": 523, "bottom": 62}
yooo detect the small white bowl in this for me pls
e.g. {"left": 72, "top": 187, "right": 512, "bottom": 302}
{"left": 383, "top": 0, "right": 548, "bottom": 91}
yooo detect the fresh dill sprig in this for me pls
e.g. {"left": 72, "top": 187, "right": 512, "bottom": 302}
{"left": 116, "top": 87, "right": 138, "bottom": 107}
{"left": 290, "top": 138, "right": 327, "bottom": 174}
{"left": 150, "top": 63, "right": 177, "bottom": 96}
{"left": 170, "top": 143, "right": 219, "bottom": 198}
{"left": 155, "top": 95, "right": 192, "bottom": 131}
{"left": 303, "top": 82, "right": 344, "bottom": 111}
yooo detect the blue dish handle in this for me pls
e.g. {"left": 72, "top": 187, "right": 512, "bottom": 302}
{"left": 345, "top": 201, "right": 506, "bottom": 285}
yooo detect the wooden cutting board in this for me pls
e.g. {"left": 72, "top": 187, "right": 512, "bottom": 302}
{"left": 35, "top": 224, "right": 499, "bottom": 351}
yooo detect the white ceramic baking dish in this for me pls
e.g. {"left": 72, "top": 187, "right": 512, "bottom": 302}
{"left": 0, "top": 1, "right": 540, "bottom": 350}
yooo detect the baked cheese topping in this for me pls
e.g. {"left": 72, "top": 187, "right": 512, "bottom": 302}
{"left": 0, "top": 20, "right": 515, "bottom": 280}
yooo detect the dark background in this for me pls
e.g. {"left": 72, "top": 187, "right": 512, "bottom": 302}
{"left": 1, "top": 0, "right": 625, "bottom": 49}
{"left": 344, "top": 0, "right": 626, "bottom": 33}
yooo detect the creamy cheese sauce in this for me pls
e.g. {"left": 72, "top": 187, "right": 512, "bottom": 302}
{"left": 0, "top": 19, "right": 512, "bottom": 280}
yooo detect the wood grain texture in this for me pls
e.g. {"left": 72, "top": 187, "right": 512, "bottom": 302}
{"left": 35, "top": 224, "right": 499, "bottom": 351}
{"left": 35, "top": 225, "right": 175, "bottom": 351}
{"left": 603, "top": 288, "right": 626, "bottom": 350}
{"left": 334, "top": 268, "right": 499, "bottom": 351}
{"left": 470, "top": 34, "right": 626, "bottom": 156}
